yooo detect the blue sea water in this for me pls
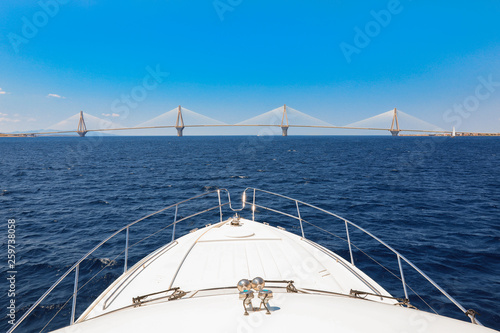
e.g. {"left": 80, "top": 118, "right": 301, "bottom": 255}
{"left": 1, "top": 136, "right": 499, "bottom": 332}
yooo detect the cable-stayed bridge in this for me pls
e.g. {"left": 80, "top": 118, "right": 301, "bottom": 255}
{"left": 2, "top": 105, "right": 495, "bottom": 137}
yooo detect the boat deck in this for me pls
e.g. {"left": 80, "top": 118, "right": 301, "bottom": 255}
{"left": 56, "top": 292, "right": 493, "bottom": 333}
{"left": 79, "top": 217, "right": 394, "bottom": 321}
{"left": 48, "top": 214, "right": 496, "bottom": 333}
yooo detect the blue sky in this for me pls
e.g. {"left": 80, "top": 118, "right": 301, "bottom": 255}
{"left": 1, "top": 0, "right": 500, "bottom": 133}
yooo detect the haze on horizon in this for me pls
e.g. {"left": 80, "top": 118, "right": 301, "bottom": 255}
{"left": 1, "top": 1, "right": 500, "bottom": 134}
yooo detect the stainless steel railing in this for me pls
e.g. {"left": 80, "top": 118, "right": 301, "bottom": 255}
{"left": 8, "top": 189, "right": 232, "bottom": 333}
{"left": 10, "top": 187, "right": 481, "bottom": 332}
{"left": 240, "top": 187, "right": 481, "bottom": 326}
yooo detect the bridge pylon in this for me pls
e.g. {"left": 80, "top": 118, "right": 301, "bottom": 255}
{"left": 281, "top": 104, "right": 289, "bottom": 136}
{"left": 176, "top": 105, "right": 185, "bottom": 137}
{"left": 389, "top": 108, "right": 400, "bottom": 136}
{"left": 77, "top": 111, "right": 88, "bottom": 137}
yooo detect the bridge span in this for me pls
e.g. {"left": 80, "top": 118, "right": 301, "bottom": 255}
{"left": 2, "top": 105, "right": 497, "bottom": 137}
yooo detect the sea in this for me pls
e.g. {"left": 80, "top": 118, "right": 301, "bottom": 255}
{"left": 1, "top": 136, "right": 499, "bottom": 332}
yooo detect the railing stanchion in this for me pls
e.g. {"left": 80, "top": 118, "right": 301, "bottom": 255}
{"left": 345, "top": 220, "right": 354, "bottom": 266}
{"left": 295, "top": 201, "right": 305, "bottom": 238}
{"left": 398, "top": 254, "right": 409, "bottom": 301}
{"left": 252, "top": 189, "right": 256, "bottom": 221}
{"left": 70, "top": 264, "right": 79, "bottom": 325}
{"left": 124, "top": 227, "right": 129, "bottom": 273}
{"left": 218, "top": 189, "right": 223, "bottom": 222}
{"left": 171, "top": 204, "right": 178, "bottom": 242}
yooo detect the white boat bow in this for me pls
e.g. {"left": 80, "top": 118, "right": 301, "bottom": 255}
{"left": 10, "top": 188, "right": 498, "bottom": 333}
